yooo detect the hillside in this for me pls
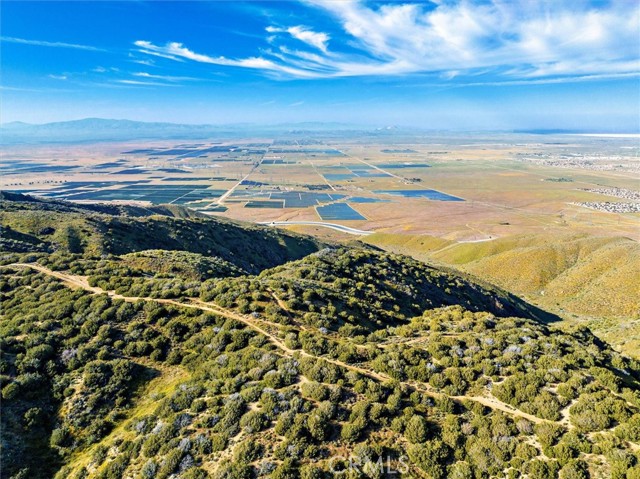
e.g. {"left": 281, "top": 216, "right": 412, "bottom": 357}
{"left": 1, "top": 195, "right": 639, "bottom": 479}
{"left": 365, "top": 232, "right": 640, "bottom": 357}
{"left": 0, "top": 192, "right": 326, "bottom": 274}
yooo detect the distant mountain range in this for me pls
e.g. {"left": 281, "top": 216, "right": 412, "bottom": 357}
{"left": 0, "top": 118, "right": 368, "bottom": 144}
{"left": 2, "top": 118, "right": 636, "bottom": 144}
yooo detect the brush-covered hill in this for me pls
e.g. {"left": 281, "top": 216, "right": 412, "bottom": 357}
{"left": 437, "top": 235, "right": 639, "bottom": 317}
{"left": 365, "top": 232, "right": 640, "bottom": 319}
{"left": 365, "top": 232, "right": 640, "bottom": 357}
{"left": 0, "top": 192, "right": 326, "bottom": 274}
{"left": 1, "top": 194, "right": 639, "bottom": 479}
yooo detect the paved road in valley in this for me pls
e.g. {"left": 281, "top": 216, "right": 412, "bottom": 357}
{"left": 259, "top": 221, "right": 375, "bottom": 236}
{"left": 260, "top": 221, "right": 374, "bottom": 236}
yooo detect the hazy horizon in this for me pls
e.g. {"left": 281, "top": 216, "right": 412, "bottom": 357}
{"left": 6, "top": 117, "right": 640, "bottom": 136}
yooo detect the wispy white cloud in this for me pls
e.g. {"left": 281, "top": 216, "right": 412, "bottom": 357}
{"left": 133, "top": 72, "right": 198, "bottom": 82}
{"left": 415, "top": 72, "right": 640, "bottom": 89}
{"left": 132, "top": 59, "right": 155, "bottom": 66}
{"left": 0, "top": 85, "right": 45, "bottom": 92}
{"left": 136, "top": 48, "right": 185, "bottom": 62}
{"left": 308, "top": 0, "right": 640, "bottom": 77}
{"left": 115, "top": 79, "right": 178, "bottom": 87}
{"left": 1, "top": 36, "right": 104, "bottom": 51}
{"left": 266, "top": 25, "right": 330, "bottom": 53}
{"left": 133, "top": 1, "right": 640, "bottom": 81}
{"left": 128, "top": 52, "right": 156, "bottom": 66}
{"left": 134, "top": 40, "right": 321, "bottom": 78}
{"left": 93, "top": 66, "right": 120, "bottom": 73}
{"left": 48, "top": 74, "right": 68, "bottom": 80}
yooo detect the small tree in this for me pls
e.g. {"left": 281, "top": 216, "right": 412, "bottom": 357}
{"left": 558, "top": 460, "right": 589, "bottom": 479}
{"left": 405, "top": 415, "right": 429, "bottom": 444}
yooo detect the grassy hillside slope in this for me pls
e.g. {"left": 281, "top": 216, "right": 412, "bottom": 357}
{"left": 365, "top": 232, "right": 640, "bottom": 356}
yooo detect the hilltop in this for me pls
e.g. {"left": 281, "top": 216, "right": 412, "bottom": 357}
{"left": 1, "top": 194, "right": 639, "bottom": 479}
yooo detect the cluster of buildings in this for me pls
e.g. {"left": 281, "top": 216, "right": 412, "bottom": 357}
{"left": 572, "top": 202, "right": 640, "bottom": 213}
{"left": 581, "top": 187, "right": 640, "bottom": 201}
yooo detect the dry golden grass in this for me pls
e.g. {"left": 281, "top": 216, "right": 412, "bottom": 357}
{"left": 365, "top": 231, "right": 640, "bottom": 357}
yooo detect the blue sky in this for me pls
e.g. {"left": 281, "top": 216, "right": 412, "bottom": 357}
{"left": 1, "top": 0, "right": 639, "bottom": 130}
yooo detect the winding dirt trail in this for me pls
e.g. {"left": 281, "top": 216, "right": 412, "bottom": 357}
{"left": 13, "top": 263, "right": 105, "bottom": 294}
{"left": 8, "top": 262, "right": 555, "bottom": 425}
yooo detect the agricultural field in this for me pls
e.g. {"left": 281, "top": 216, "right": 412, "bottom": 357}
{"left": 2, "top": 132, "right": 638, "bottom": 356}
{"left": 2, "top": 133, "right": 638, "bottom": 240}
